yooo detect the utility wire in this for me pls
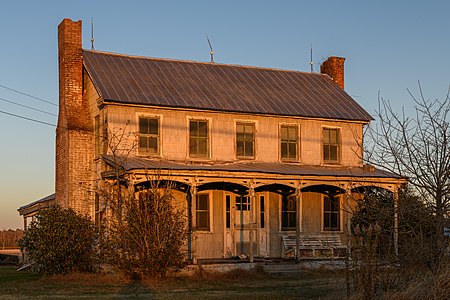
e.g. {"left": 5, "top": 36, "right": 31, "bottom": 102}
{"left": 0, "top": 109, "right": 56, "bottom": 127}
{"left": 0, "top": 97, "right": 57, "bottom": 116}
{"left": 0, "top": 84, "right": 58, "bottom": 107}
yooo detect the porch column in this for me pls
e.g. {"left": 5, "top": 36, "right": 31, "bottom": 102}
{"left": 188, "top": 184, "right": 197, "bottom": 263}
{"left": 249, "top": 184, "right": 255, "bottom": 263}
{"left": 295, "top": 188, "right": 302, "bottom": 261}
{"left": 393, "top": 187, "right": 399, "bottom": 258}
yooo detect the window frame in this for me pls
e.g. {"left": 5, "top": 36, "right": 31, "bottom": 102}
{"left": 322, "top": 195, "right": 342, "bottom": 232}
{"left": 280, "top": 124, "right": 300, "bottom": 162}
{"left": 188, "top": 118, "right": 210, "bottom": 159}
{"left": 195, "top": 193, "right": 212, "bottom": 232}
{"left": 322, "top": 127, "right": 341, "bottom": 164}
{"left": 235, "top": 121, "right": 256, "bottom": 160}
{"left": 138, "top": 115, "right": 161, "bottom": 156}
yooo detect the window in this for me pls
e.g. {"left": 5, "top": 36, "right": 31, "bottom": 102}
{"left": 225, "top": 195, "right": 231, "bottom": 229}
{"left": 323, "top": 195, "right": 340, "bottom": 231}
{"left": 189, "top": 120, "right": 209, "bottom": 158}
{"left": 280, "top": 125, "right": 299, "bottom": 161}
{"left": 139, "top": 117, "right": 160, "bottom": 155}
{"left": 323, "top": 128, "right": 340, "bottom": 163}
{"left": 260, "top": 196, "right": 265, "bottom": 228}
{"left": 281, "top": 195, "right": 296, "bottom": 230}
{"left": 236, "top": 196, "right": 250, "bottom": 211}
{"left": 236, "top": 122, "right": 255, "bottom": 158}
{"left": 196, "top": 194, "right": 210, "bottom": 231}
{"left": 95, "top": 114, "right": 107, "bottom": 157}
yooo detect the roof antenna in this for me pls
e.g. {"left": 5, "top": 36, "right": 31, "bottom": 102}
{"left": 310, "top": 44, "right": 314, "bottom": 73}
{"left": 206, "top": 34, "right": 214, "bottom": 63}
{"left": 90, "top": 17, "right": 95, "bottom": 51}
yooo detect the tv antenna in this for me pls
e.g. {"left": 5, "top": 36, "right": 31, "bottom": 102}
{"left": 206, "top": 34, "right": 214, "bottom": 63}
{"left": 90, "top": 17, "right": 95, "bottom": 50}
{"left": 310, "top": 44, "right": 314, "bottom": 73}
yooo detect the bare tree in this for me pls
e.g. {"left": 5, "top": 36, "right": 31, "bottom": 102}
{"left": 365, "top": 84, "right": 450, "bottom": 266}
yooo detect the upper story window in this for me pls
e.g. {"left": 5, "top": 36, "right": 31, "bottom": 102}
{"left": 323, "top": 128, "right": 340, "bottom": 163}
{"left": 94, "top": 113, "right": 107, "bottom": 157}
{"left": 189, "top": 120, "right": 209, "bottom": 158}
{"left": 236, "top": 122, "right": 255, "bottom": 159}
{"left": 323, "top": 195, "right": 340, "bottom": 231}
{"left": 139, "top": 117, "right": 160, "bottom": 155}
{"left": 280, "top": 125, "right": 299, "bottom": 161}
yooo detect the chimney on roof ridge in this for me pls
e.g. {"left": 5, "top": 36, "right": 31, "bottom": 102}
{"left": 320, "top": 56, "right": 345, "bottom": 90}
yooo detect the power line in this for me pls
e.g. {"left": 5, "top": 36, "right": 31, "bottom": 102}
{"left": 0, "top": 97, "right": 57, "bottom": 117}
{"left": 0, "top": 109, "right": 56, "bottom": 127}
{"left": 0, "top": 84, "right": 58, "bottom": 107}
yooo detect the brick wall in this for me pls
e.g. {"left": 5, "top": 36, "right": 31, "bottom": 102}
{"left": 320, "top": 56, "right": 345, "bottom": 90}
{"left": 56, "top": 19, "right": 94, "bottom": 216}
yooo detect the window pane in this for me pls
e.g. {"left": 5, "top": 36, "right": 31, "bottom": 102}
{"left": 245, "top": 141, "right": 253, "bottom": 157}
{"left": 323, "top": 129, "right": 330, "bottom": 144}
{"left": 281, "top": 143, "right": 288, "bottom": 158}
{"left": 329, "top": 129, "right": 337, "bottom": 143}
{"left": 197, "top": 138, "right": 207, "bottom": 155}
{"left": 139, "top": 136, "right": 148, "bottom": 149}
{"left": 139, "top": 117, "right": 149, "bottom": 134}
{"left": 281, "top": 126, "right": 288, "bottom": 140}
{"left": 288, "top": 143, "right": 297, "bottom": 159}
{"left": 149, "top": 137, "right": 158, "bottom": 153}
{"left": 198, "top": 121, "right": 208, "bottom": 137}
{"left": 149, "top": 119, "right": 159, "bottom": 134}
{"left": 237, "top": 141, "right": 244, "bottom": 157}
{"left": 197, "top": 194, "right": 209, "bottom": 210}
{"left": 324, "top": 145, "right": 330, "bottom": 161}
{"left": 190, "top": 121, "right": 197, "bottom": 136}
{"left": 329, "top": 145, "right": 338, "bottom": 161}
{"left": 288, "top": 127, "right": 297, "bottom": 140}
{"left": 196, "top": 212, "right": 209, "bottom": 229}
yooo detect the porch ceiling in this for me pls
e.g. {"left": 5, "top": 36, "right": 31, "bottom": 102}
{"left": 101, "top": 155, "right": 402, "bottom": 180}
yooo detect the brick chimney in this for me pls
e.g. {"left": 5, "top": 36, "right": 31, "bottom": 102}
{"left": 320, "top": 56, "right": 345, "bottom": 90}
{"left": 56, "top": 19, "right": 93, "bottom": 215}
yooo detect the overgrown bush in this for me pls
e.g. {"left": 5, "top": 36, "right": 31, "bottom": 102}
{"left": 19, "top": 205, "right": 98, "bottom": 275}
{"left": 104, "top": 179, "right": 187, "bottom": 279}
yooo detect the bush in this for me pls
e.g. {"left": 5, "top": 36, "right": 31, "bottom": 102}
{"left": 19, "top": 205, "right": 98, "bottom": 275}
{"left": 104, "top": 179, "right": 187, "bottom": 279}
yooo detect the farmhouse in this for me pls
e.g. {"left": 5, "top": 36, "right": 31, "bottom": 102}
{"left": 19, "top": 18, "right": 405, "bottom": 262}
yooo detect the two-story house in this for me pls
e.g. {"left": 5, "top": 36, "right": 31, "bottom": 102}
{"left": 19, "top": 19, "right": 405, "bottom": 262}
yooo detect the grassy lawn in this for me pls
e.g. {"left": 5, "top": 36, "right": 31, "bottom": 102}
{"left": 0, "top": 265, "right": 347, "bottom": 299}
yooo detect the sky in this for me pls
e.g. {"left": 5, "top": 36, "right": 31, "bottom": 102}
{"left": 1, "top": 0, "right": 450, "bottom": 229}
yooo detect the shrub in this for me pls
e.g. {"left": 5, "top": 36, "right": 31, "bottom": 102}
{"left": 19, "top": 205, "right": 98, "bottom": 275}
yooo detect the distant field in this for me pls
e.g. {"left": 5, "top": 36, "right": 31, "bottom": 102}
{"left": 0, "top": 265, "right": 347, "bottom": 299}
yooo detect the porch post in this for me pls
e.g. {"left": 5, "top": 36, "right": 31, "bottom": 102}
{"left": 189, "top": 184, "right": 197, "bottom": 263}
{"left": 249, "top": 183, "right": 255, "bottom": 263}
{"left": 393, "top": 186, "right": 399, "bottom": 258}
{"left": 294, "top": 188, "right": 301, "bottom": 261}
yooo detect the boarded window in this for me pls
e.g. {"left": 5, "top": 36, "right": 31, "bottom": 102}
{"left": 94, "top": 116, "right": 100, "bottom": 157}
{"left": 236, "top": 122, "right": 255, "bottom": 158}
{"left": 189, "top": 120, "right": 209, "bottom": 157}
{"left": 323, "top": 128, "right": 340, "bottom": 163}
{"left": 323, "top": 195, "right": 340, "bottom": 231}
{"left": 281, "top": 195, "right": 296, "bottom": 230}
{"left": 280, "top": 125, "right": 299, "bottom": 161}
{"left": 139, "top": 117, "right": 159, "bottom": 155}
{"left": 196, "top": 194, "right": 210, "bottom": 231}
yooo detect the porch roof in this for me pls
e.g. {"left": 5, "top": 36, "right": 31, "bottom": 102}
{"left": 102, "top": 155, "right": 402, "bottom": 179}
{"left": 18, "top": 193, "right": 56, "bottom": 216}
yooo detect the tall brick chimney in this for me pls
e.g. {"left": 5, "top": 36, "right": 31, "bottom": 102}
{"left": 320, "top": 56, "right": 345, "bottom": 90}
{"left": 56, "top": 19, "right": 93, "bottom": 215}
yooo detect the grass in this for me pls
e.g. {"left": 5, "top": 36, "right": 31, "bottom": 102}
{"left": 0, "top": 265, "right": 347, "bottom": 299}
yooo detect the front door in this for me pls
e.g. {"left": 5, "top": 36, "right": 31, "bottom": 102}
{"left": 224, "top": 193, "right": 269, "bottom": 258}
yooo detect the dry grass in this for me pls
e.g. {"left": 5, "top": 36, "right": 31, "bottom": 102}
{"left": 0, "top": 265, "right": 347, "bottom": 299}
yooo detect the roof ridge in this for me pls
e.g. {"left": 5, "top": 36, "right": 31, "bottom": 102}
{"left": 82, "top": 49, "right": 326, "bottom": 76}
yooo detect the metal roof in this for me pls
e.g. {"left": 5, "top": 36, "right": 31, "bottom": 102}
{"left": 102, "top": 155, "right": 401, "bottom": 179}
{"left": 18, "top": 193, "right": 55, "bottom": 215}
{"left": 83, "top": 50, "right": 373, "bottom": 122}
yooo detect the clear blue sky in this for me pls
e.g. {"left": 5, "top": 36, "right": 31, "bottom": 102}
{"left": 1, "top": 1, "right": 450, "bottom": 229}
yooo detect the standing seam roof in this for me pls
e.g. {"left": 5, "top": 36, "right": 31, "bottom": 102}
{"left": 83, "top": 50, "right": 373, "bottom": 122}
